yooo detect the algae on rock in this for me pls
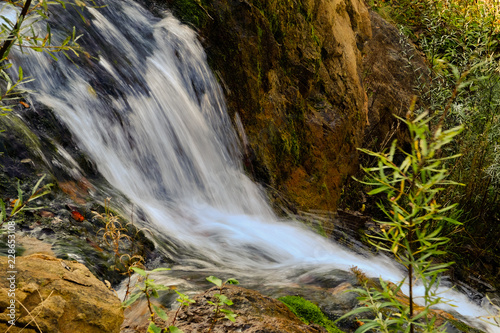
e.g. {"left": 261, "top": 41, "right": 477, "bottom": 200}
{"left": 152, "top": 0, "right": 372, "bottom": 214}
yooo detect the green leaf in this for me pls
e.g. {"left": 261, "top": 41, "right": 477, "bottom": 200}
{"left": 147, "top": 322, "right": 162, "bottom": 333}
{"left": 355, "top": 321, "right": 381, "bottom": 333}
{"left": 48, "top": 52, "right": 59, "bottom": 61}
{"left": 0, "top": 199, "right": 6, "bottom": 222}
{"left": 206, "top": 276, "right": 222, "bottom": 287}
{"left": 334, "top": 306, "right": 371, "bottom": 323}
{"left": 168, "top": 326, "right": 183, "bottom": 333}
{"left": 46, "top": 23, "right": 51, "bottom": 45}
{"left": 62, "top": 35, "right": 71, "bottom": 46}
{"left": 218, "top": 295, "right": 233, "bottom": 306}
{"left": 30, "top": 174, "right": 46, "bottom": 197}
{"left": 131, "top": 267, "right": 147, "bottom": 277}
{"left": 368, "top": 186, "right": 390, "bottom": 195}
{"left": 225, "top": 278, "right": 239, "bottom": 285}
{"left": 222, "top": 311, "right": 237, "bottom": 322}
{"left": 122, "top": 292, "right": 141, "bottom": 308}
{"left": 16, "top": 180, "right": 23, "bottom": 206}
{"left": 153, "top": 304, "right": 168, "bottom": 321}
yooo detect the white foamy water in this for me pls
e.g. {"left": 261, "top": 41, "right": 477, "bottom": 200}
{"left": 8, "top": 0, "right": 499, "bottom": 330}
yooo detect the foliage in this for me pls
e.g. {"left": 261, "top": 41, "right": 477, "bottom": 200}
{"left": 278, "top": 295, "right": 345, "bottom": 333}
{"left": 206, "top": 276, "right": 239, "bottom": 332}
{"left": 0, "top": 0, "right": 92, "bottom": 113}
{"left": 123, "top": 272, "right": 239, "bottom": 333}
{"left": 367, "top": 0, "right": 500, "bottom": 292}
{"left": 0, "top": 174, "right": 51, "bottom": 232}
{"left": 122, "top": 267, "right": 192, "bottom": 333}
{"left": 338, "top": 113, "right": 463, "bottom": 332}
{"left": 169, "top": 0, "right": 211, "bottom": 28}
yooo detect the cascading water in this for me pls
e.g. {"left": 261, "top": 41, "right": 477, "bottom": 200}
{"left": 5, "top": 0, "right": 499, "bottom": 330}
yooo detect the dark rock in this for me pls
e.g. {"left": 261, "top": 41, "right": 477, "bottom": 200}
{"left": 362, "top": 10, "right": 431, "bottom": 151}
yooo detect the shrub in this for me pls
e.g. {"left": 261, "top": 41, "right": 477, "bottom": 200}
{"left": 338, "top": 112, "right": 463, "bottom": 332}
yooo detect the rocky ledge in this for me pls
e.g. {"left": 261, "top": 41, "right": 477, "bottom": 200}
{"left": 0, "top": 254, "right": 124, "bottom": 333}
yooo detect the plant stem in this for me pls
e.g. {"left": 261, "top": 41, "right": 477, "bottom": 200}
{"left": 171, "top": 305, "right": 182, "bottom": 327}
{"left": 0, "top": 0, "right": 32, "bottom": 60}
{"left": 207, "top": 302, "right": 220, "bottom": 333}
{"left": 146, "top": 291, "right": 154, "bottom": 319}
{"left": 408, "top": 228, "right": 414, "bottom": 333}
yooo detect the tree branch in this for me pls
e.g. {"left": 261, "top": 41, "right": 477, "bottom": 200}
{"left": 0, "top": 0, "right": 32, "bottom": 60}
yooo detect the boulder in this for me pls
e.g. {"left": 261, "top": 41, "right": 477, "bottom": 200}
{"left": 0, "top": 254, "right": 123, "bottom": 333}
{"left": 153, "top": 0, "right": 372, "bottom": 213}
{"left": 169, "top": 285, "right": 327, "bottom": 332}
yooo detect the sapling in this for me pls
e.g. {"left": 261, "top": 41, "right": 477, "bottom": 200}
{"left": 123, "top": 267, "right": 196, "bottom": 333}
{"left": 206, "top": 276, "right": 239, "bottom": 332}
{"left": 338, "top": 112, "right": 463, "bottom": 332}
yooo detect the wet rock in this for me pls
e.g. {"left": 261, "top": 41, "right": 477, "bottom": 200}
{"left": 0, "top": 254, "right": 124, "bottom": 333}
{"left": 170, "top": 285, "right": 327, "bottom": 333}
{"left": 150, "top": 0, "right": 373, "bottom": 212}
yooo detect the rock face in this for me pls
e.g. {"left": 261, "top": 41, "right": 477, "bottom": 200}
{"left": 0, "top": 254, "right": 124, "bottom": 333}
{"left": 151, "top": 0, "right": 372, "bottom": 212}
{"left": 362, "top": 10, "right": 430, "bottom": 150}
{"left": 169, "top": 285, "right": 327, "bottom": 332}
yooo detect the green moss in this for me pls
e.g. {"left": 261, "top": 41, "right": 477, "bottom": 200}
{"left": 278, "top": 295, "right": 345, "bottom": 333}
{"left": 447, "top": 319, "right": 486, "bottom": 333}
{"left": 0, "top": 113, "right": 43, "bottom": 153}
{"left": 171, "top": 0, "right": 208, "bottom": 28}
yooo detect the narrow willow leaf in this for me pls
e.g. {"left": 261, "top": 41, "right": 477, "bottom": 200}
{"left": 368, "top": 186, "right": 389, "bottom": 195}
{"left": 0, "top": 199, "right": 6, "bottom": 222}
{"left": 122, "top": 292, "right": 141, "bottom": 308}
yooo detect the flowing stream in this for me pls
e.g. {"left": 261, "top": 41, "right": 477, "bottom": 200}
{"left": 5, "top": 0, "right": 499, "bottom": 331}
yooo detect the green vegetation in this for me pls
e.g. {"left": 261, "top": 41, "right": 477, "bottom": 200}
{"left": 205, "top": 276, "right": 239, "bottom": 331}
{"left": 169, "top": 0, "right": 211, "bottom": 28}
{"left": 447, "top": 318, "right": 487, "bottom": 333}
{"left": 0, "top": 0, "right": 88, "bottom": 113}
{"left": 279, "top": 295, "right": 344, "bottom": 333}
{"left": 366, "top": 0, "right": 500, "bottom": 291}
{"left": 122, "top": 271, "right": 239, "bottom": 333}
{"left": 0, "top": 174, "right": 51, "bottom": 231}
{"left": 339, "top": 112, "right": 463, "bottom": 332}
{"left": 123, "top": 266, "right": 188, "bottom": 333}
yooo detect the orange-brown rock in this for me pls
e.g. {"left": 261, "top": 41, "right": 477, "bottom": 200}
{"left": 0, "top": 254, "right": 123, "bottom": 333}
{"left": 161, "top": 0, "right": 373, "bottom": 212}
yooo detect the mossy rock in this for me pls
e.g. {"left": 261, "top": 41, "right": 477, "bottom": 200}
{"left": 447, "top": 319, "right": 487, "bottom": 333}
{"left": 279, "top": 295, "right": 345, "bottom": 333}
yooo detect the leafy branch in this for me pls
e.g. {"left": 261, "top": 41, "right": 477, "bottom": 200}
{"left": 339, "top": 112, "right": 463, "bottom": 332}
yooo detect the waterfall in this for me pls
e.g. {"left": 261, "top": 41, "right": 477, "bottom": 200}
{"left": 6, "top": 0, "right": 499, "bottom": 330}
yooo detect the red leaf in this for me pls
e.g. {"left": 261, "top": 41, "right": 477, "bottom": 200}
{"left": 71, "top": 211, "right": 85, "bottom": 222}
